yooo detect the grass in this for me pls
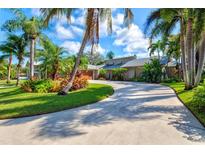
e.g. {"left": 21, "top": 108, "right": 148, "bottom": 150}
{"left": 161, "top": 82, "right": 205, "bottom": 126}
{"left": 0, "top": 81, "right": 114, "bottom": 119}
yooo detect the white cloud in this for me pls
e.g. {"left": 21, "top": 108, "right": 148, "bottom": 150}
{"left": 61, "top": 41, "right": 81, "bottom": 54}
{"left": 113, "top": 23, "right": 149, "bottom": 56}
{"left": 55, "top": 23, "right": 74, "bottom": 40}
{"left": 61, "top": 40, "right": 106, "bottom": 55}
{"left": 71, "top": 25, "right": 83, "bottom": 36}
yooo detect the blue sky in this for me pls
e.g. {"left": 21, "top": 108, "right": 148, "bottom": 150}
{"left": 0, "top": 8, "right": 157, "bottom": 64}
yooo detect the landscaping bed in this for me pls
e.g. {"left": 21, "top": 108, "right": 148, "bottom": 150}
{"left": 161, "top": 82, "right": 205, "bottom": 126}
{"left": 0, "top": 83, "right": 113, "bottom": 119}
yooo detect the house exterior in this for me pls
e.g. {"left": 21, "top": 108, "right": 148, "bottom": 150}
{"left": 102, "top": 56, "right": 136, "bottom": 80}
{"left": 83, "top": 56, "right": 180, "bottom": 80}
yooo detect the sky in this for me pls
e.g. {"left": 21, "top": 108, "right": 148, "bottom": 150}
{"left": 0, "top": 8, "right": 157, "bottom": 64}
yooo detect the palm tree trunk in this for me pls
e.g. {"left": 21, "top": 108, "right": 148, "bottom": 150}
{"left": 16, "top": 63, "right": 21, "bottom": 86}
{"left": 185, "top": 18, "right": 193, "bottom": 90}
{"left": 7, "top": 51, "right": 12, "bottom": 83}
{"left": 58, "top": 28, "right": 89, "bottom": 95}
{"left": 180, "top": 18, "right": 188, "bottom": 86}
{"left": 30, "top": 39, "right": 35, "bottom": 80}
{"left": 194, "top": 33, "right": 205, "bottom": 86}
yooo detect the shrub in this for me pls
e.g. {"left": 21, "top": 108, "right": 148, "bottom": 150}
{"left": 141, "top": 58, "right": 162, "bottom": 83}
{"left": 21, "top": 79, "right": 53, "bottom": 93}
{"left": 192, "top": 80, "right": 205, "bottom": 111}
{"left": 50, "top": 81, "right": 61, "bottom": 92}
{"left": 99, "top": 69, "right": 107, "bottom": 79}
{"left": 112, "top": 68, "right": 127, "bottom": 81}
{"left": 162, "top": 77, "right": 181, "bottom": 83}
{"left": 72, "top": 75, "right": 89, "bottom": 90}
{"left": 60, "top": 75, "right": 89, "bottom": 91}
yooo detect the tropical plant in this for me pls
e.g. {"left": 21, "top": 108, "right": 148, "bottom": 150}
{"left": 99, "top": 69, "right": 107, "bottom": 79}
{"left": 2, "top": 9, "right": 44, "bottom": 80}
{"left": 106, "top": 51, "right": 115, "bottom": 60}
{"left": 145, "top": 8, "right": 205, "bottom": 89}
{"left": 37, "top": 38, "right": 66, "bottom": 80}
{"left": 0, "top": 34, "right": 27, "bottom": 85}
{"left": 112, "top": 68, "right": 128, "bottom": 81}
{"left": 142, "top": 58, "right": 162, "bottom": 83}
{"left": 148, "top": 40, "right": 166, "bottom": 59}
{"left": 0, "top": 40, "right": 13, "bottom": 83}
{"left": 40, "top": 8, "right": 133, "bottom": 95}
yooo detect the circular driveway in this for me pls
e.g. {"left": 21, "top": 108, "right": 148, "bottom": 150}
{"left": 0, "top": 80, "right": 205, "bottom": 144}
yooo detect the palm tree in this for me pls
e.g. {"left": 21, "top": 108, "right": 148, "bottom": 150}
{"left": 1, "top": 34, "right": 27, "bottom": 86}
{"left": 0, "top": 42, "right": 13, "bottom": 83}
{"left": 145, "top": 8, "right": 205, "bottom": 89}
{"left": 0, "top": 34, "right": 27, "bottom": 86}
{"left": 40, "top": 8, "right": 133, "bottom": 95}
{"left": 148, "top": 40, "right": 166, "bottom": 59}
{"left": 2, "top": 9, "right": 43, "bottom": 80}
{"left": 37, "top": 38, "right": 66, "bottom": 80}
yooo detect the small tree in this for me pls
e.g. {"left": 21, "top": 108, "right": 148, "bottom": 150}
{"left": 106, "top": 51, "right": 115, "bottom": 60}
{"left": 142, "top": 59, "right": 162, "bottom": 83}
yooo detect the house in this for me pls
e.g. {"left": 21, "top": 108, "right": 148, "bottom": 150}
{"left": 84, "top": 56, "right": 180, "bottom": 80}
{"left": 102, "top": 56, "right": 136, "bottom": 80}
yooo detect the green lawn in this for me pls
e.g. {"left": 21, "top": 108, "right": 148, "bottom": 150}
{"left": 161, "top": 82, "right": 205, "bottom": 126}
{"left": 0, "top": 82, "right": 114, "bottom": 119}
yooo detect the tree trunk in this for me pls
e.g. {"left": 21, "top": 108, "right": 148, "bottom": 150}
{"left": 16, "top": 63, "right": 21, "bottom": 86}
{"left": 30, "top": 39, "right": 35, "bottom": 80}
{"left": 7, "top": 51, "right": 12, "bottom": 83}
{"left": 185, "top": 18, "right": 193, "bottom": 90}
{"left": 194, "top": 33, "right": 205, "bottom": 86}
{"left": 58, "top": 29, "right": 89, "bottom": 95}
{"left": 180, "top": 18, "right": 188, "bottom": 86}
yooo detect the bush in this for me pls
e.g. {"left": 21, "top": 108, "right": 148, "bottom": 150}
{"left": 142, "top": 58, "right": 162, "bottom": 83}
{"left": 99, "top": 69, "right": 107, "bottom": 79}
{"left": 162, "top": 77, "right": 181, "bottom": 83}
{"left": 21, "top": 79, "right": 53, "bottom": 93}
{"left": 60, "top": 75, "right": 89, "bottom": 91}
{"left": 192, "top": 80, "right": 205, "bottom": 111}
{"left": 50, "top": 81, "right": 61, "bottom": 92}
{"left": 112, "top": 68, "right": 127, "bottom": 81}
{"left": 21, "top": 74, "right": 89, "bottom": 93}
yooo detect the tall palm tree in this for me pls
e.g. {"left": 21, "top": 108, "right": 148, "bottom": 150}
{"left": 145, "top": 8, "right": 205, "bottom": 89}
{"left": 2, "top": 9, "right": 43, "bottom": 80}
{"left": 40, "top": 8, "right": 133, "bottom": 95}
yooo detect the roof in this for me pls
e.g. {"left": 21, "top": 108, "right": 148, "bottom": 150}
{"left": 104, "top": 56, "right": 136, "bottom": 62}
{"left": 87, "top": 64, "right": 104, "bottom": 70}
{"left": 103, "top": 64, "right": 122, "bottom": 70}
{"left": 121, "top": 57, "right": 169, "bottom": 68}
{"left": 121, "top": 58, "right": 151, "bottom": 67}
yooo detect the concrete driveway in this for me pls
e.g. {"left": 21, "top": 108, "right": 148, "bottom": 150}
{"left": 0, "top": 80, "right": 205, "bottom": 144}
